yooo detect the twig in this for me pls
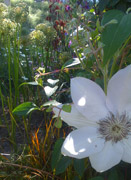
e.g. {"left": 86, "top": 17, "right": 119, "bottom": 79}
{"left": 0, "top": 162, "right": 63, "bottom": 180}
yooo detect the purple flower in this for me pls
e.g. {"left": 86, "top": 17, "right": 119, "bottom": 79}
{"left": 65, "top": 5, "right": 71, "bottom": 12}
{"left": 68, "top": 40, "right": 72, "bottom": 47}
{"left": 65, "top": 32, "right": 68, "bottom": 36}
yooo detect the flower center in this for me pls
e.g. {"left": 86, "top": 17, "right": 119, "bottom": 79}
{"left": 98, "top": 113, "right": 131, "bottom": 143}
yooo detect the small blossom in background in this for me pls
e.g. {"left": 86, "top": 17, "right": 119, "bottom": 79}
{"left": 65, "top": 5, "right": 71, "bottom": 12}
{"left": 53, "top": 65, "right": 131, "bottom": 172}
{"left": 68, "top": 40, "right": 72, "bottom": 47}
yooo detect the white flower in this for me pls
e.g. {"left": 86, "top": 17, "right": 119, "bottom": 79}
{"left": 70, "top": 26, "right": 84, "bottom": 37}
{"left": 53, "top": 65, "right": 131, "bottom": 172}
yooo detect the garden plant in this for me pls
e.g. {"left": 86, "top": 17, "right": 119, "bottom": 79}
{"left": 0, "top": 0, "right": 131, "bottom": 179}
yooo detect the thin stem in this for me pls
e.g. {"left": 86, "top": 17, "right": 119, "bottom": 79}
{"left": 119, "top": 35, "right": 131, "bottom": 55}
{"left": 74, "top": 49, "right": 85, "bottom": 69}
{"left": 109, "top": 55, "right": 117, "bottom": 79}
{"left": 7, "top": 36, "right": 12, "bottom": 110}
{"left": 0, "top": 86, "right": 9, "bottom": 132}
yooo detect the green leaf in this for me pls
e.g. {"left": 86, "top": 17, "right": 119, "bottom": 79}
{"left": 89, "top": 176, "right": 104, "bottom": 180}
{"left": 108, "top": 169, "right": 118, "bottom": 180}
{"left": 83, "top": 48, "right": 92, "bottom": 55}
{"left": 46, "top": 105, "right": 53, "bottom": 112}
{"left": 12, "top": 102, "right": 39, "bottom": 116}
{"left": 42, "top": 100, "right": 60, "bottom": 107}
{"left": 62, "top": 58, "right": 81, "bottom": 69}
{"left": 51, "top": 138, "right": 64, "bottom": 170}
{"left": 73, "top": 159, "right": 85, "bottom": 177}
{"left": 19, "top": 81, "right": 43, "bottom": 88}
{"left": 109, "top": 0, "right": 119, "bottom": 7}
{"left": 54, "top": 117, "right": 62, "bottom": 128}
{"left": 98, "top": 0, "right": 110, "bottom": 11}
{"left": 73, "top": 176, "right": 80, "bottom": 180}
{"left": 101, "top": 10, "right": 124, "bottom": 26}
{"left": 55, "top": 156, "right": 72, "bottom": 175}
{"left": 101, "top": 10, "right": 131, "bottom": 65}
{"left": 44, "top": 86, "right": 58, "bottom": 97}
{"left": 47, "top": 79, "right": 59, "bottom": 85}
{"left": 62, "top": 104, "right": 71, "bottom": 113}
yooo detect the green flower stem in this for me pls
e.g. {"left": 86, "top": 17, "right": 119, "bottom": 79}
{"left": 7, "top": 36, "right": 12, "bottom": 110}
{"left": 74, "top": 49, "right": 85, "bottom": 69}
{"left": 109, "top": 36, "right": 131, "bottom": 79}
{"left": 0, "top": 86, "right": 9, "bottom": 133}
{"left": 119, "top": 35, "right": 131, "bottom": 56}
{"left": 109, "top": 55, "right": 117, "bottom": 79}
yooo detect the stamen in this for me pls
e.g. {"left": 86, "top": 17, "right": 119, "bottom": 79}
{"left": 98, "top": 113, "right": 131, "bottom": 143}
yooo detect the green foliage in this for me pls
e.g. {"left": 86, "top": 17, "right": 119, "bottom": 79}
{"left": 62, "top": 104, "right": 72, "bottom": 113}
{"left": 54, "top": 117, "right": 62, "bottom": 128}
{"left": 108, "top": 169, "right": 119, "bottom": 180}
{"left": 51, "top": 138, "right": 72, "bottom": 175}
{"left": 98, "top": 0, "right": 131, "bottom": 12}
{"left": 12, "top": 102, "right": 40, "bottom": 116}
{"left": 55, "top": 156, "right": 72, "bottom": 175}
{"left": 0, "top": 0, "right": 131, "bottom": 179}
{"left": 73, "top": 159, "right": 85, "bottom": 177}
{"left": 62, "top": 58, "right": 81, "bottom": 68}
{"left": 51, "top": 138, "right": 64, "bottom": 170}
{"left": 101, "top": 10, "right": 131, "bottom": 65}
{"left": 89, "top": 177, "right": 104, "bottom": 180}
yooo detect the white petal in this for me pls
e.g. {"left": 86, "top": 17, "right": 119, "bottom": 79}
{"left": 61, "top": 127, "right": 105, "bottom": 159}
{"left": 53, "top": 104, "right": 97, "bottom": 128}
{"left": 89, "top": 141, "right": 123, "bottom": 172}
{"left": 106, "top": 65, "right": 131, "bottom": 115}
{"left": 122, "top": 136, "right": 131, "bottom": 163}
{"left": 71, "top": 77, "right": 109, "bottom": 122}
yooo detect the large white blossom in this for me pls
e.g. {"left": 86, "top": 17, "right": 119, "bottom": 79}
{"left": 53, "top": 65, "right": 131, "bottom": 172}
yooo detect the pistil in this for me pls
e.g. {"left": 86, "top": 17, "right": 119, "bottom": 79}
{"left": 98, "top": 113, "right": 131, "bottom": 143}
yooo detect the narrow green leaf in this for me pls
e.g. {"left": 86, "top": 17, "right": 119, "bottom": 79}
{"left": 19, "top": 81, "right": 42, "bottom": 88}
{"left": 62, "top": 104, "right": 71, "bottom": 113}
{"left": 51, "top": 138, "right": 64, "bottom": 170}
{"left": 12, "top": 102, "right": 39, "bottom": 116}
{"left": 62, "top": 58, "right": 81, "bottom": 69}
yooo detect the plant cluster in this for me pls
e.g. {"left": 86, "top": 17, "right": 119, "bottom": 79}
{"left": 0, "top": 0, "right": 131, "bottom": 179}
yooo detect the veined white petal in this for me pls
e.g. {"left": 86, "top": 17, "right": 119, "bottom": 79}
{"left": 122, "top": 136, "right": 131, "bottom": 163}
{"left": 106, "top": 65, "right": 131, "bottom": 115}
{"left": 61, "top": 127, "right": 104, "bottom": 159}
{"left": 124, "top": 106, "right": 131, "bottom": 120}
{"left": 53, "top": 104, "right": 97, "bottom": 128}
{"left": 89, "top": 141, "right": 123, "bottom": 172}
{"left": 71, "top": 77, "right": 109, "bottom": 122}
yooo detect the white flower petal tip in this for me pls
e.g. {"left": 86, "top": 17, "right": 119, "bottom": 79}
{"left": 122, "top": 137, "right": 131, "bottom": 163}
{"left": 61, "top": 127, "right": 105, "bottom": 159}
{"left": 106, "top": 64, "right": 131, "bottom": 115}
{"left": 89, "top": 142, "right": 123, "bottom": 172}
